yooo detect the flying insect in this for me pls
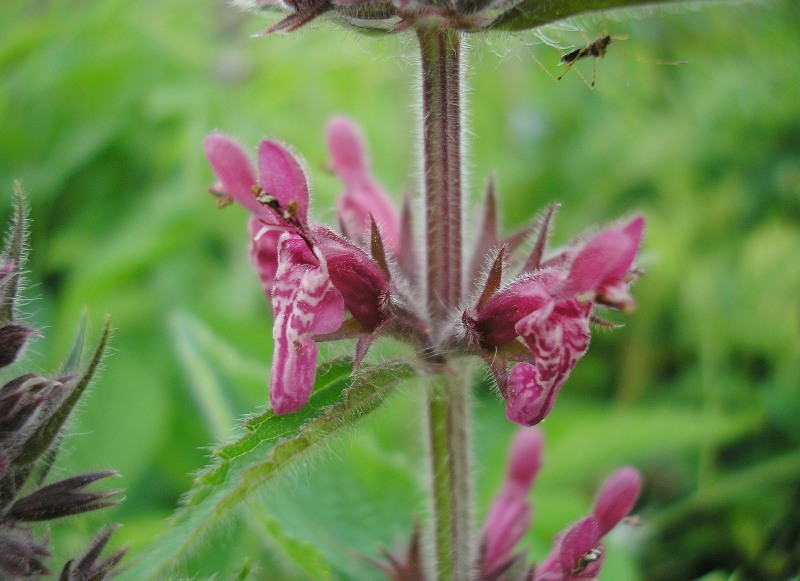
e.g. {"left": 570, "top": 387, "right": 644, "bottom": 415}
{"left": 557, "top": 34, "right": 615, "bottom": 87}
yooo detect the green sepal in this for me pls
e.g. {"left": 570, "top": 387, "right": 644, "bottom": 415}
{"left": 59, "top": 313, "right": 87, "bottom": 378}
{"left": 16, "top": 317, "right": 112, "bottom": 466}
{"left": 0, "top": 183, "right": 29, "bottom": 324}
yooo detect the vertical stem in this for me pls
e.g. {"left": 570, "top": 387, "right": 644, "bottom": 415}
{"left": 426, "top": 371, "right": 473, "bottom": 581}
{"left": 418, "top": 26, "right": 463, "bottom": 323}
{"left": 418, "top": 26, "right": 473, "bottom": 581}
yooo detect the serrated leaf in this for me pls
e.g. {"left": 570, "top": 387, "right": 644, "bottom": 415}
{"left": 490, "top": 0, "right": 716, "bottom": 32}
{"left": 122, "top": 357, "right": 414, "bottom": 580}
{"left": 259, "top": 508, "right": 334, "bottom": 580}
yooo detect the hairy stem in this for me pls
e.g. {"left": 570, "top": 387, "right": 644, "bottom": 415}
{"left": 426, "top": 370, "right": 473, "bottom": 581}
{"left": 418, "top": 26, "right": 463, "bottom": 324}
{"left": 418, "top": 26, "right": 473, "bottom": 580}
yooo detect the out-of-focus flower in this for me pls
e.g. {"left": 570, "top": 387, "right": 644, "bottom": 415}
{"left": 479, "top": 428, "right": 543, "bottom": 580}
{"left": 327, "top": 117, "right": 400, "bottom": 252}
{"left": 376, "top": 431, "right": 641, "bottom": 581}
{"left": 535, "top": 467, "right": 642, "bottom": 580}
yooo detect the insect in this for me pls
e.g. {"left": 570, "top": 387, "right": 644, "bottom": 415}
{"left": 557, "top": 35, "right": 616, "bottom": 87}
{"left": 571, "top": 547, "right": 603, "bottom": 575}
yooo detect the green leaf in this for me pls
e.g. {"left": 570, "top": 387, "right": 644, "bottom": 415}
{"left": 169, "top": 311, "right": 239, "bottom": 441}
{"left": 651, "top": 448, "right": 800, "bottom": 530}
{"left": 122, "top": 357, "right": 414, "bottom": 580}
{"left": 258, "top": 508, "right": 334, "bottom": 580}
{"left": 490, "top": 0, "right": 717, "bottom": 32}
{"left": 234, "top": 560, "right": 253, "bottom": 581}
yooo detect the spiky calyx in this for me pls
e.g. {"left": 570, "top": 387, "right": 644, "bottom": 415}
{"left": 0, "top": 186, "right": 125, "bottom": 580}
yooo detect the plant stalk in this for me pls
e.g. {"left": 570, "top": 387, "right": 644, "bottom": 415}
{"left": 426, "top": 370, "right": 473, "bottom": 581}
{"left": 417, "top": 25, "right": 473, "bottom": 581}
{"left": 418, "top": 25, "right": 463, "bottom": 324}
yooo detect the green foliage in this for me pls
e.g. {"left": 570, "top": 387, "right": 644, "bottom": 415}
{"left": 1, "top": 0, "right": 798, "bottom": 578}
{"left": 123, "top": 357, "right": 416, "bottom": 579}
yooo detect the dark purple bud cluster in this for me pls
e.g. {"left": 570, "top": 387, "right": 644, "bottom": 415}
{"left": 0, "top": 189, "right": 125, "bottom": 580}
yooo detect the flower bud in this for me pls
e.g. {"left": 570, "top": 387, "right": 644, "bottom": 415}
{"left": 0, "top": 324, "right": 38, "bottom": 369}
{"left": 591, "top": 466, "right": 642, "bottom": 536}
{"left": 480, "top": 428, "right": 543, "bottom": 579}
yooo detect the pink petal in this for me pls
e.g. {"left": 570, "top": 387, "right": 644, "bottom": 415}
{"left": 534, "top": 550, "right": 562, "bottom": 580}
{"left": 514, "top": 298, "right": 591, "bottom": 371}
{"left": 204, "top": 134, "right": 271, "bottom": 219}
{"left": 480, "top": 428, "right": 543, "bottom": 578}
{"left": 327, "top": 116, "right": 368, "bottom": 183}
{"left": 315, "top": 227, "right": 390, "bottom": 331}
{"left": 622, "top": 215, "right": 645, "bottom": 251}
{"left": 326, "top": 117, "right": 400, "bottom": 251}
{"left": 506, "top": 299, "right": 591, "bottom": 426}
{"left": 269, "top": 234, "right": 344, "bottom": 414}
{"left": 481, "top": 492, "right": 530, "bottom": 578}
{"left": 592, "top": 466, "right": 641, "bottom": 536}
{"left": 505, "top": 362, "right": 553, "bottom": 427}
{"left": 558, "top": 517, "right": 603, "bottom": 578}
{"left": 506, "top": 427, "right": 544, "bottom": 490}
{"left": 258, "top": 140, "right": 310, "bottom": 226}
{"left": 562, "top": 216, "right": 644, "bottom": 297}
{"left": 248, "top": 216, "right": 282, "bottom": 294}
{"left": 472, "top": 274, "right": 552, "bottom": 349}
{"left": 270, "top": 334, "right": 318, "bottom": 415}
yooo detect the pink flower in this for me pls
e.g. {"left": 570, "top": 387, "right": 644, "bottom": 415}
{"left": 480, "top": 428, "right": 543, "bottom": 579}
{"left": 535, "top": 467, "right": 642, "bottom": 581}
{"left": 505, "top": 298, "right": 591, "bottom": 426}
{"left": 269, "top": 234, "right": 344, "bottom": 414}
{"left": 476, "top": 433, "right": 642, "bottom": 581}
{"left": 591, "top": 466, "right": 642, "bottom": 537}
{"left": 204, "top": 134, "right": 305, "bottom": 294}
{"left": 326, "top": 117, "right": 401, "bottom": 252}
{"left": 557, "top": 216, "right": 644, "bottom": 312}
{"left": 465, "top": 217, "right": 644, "bottom": 427}
{"left": 205, "top": 131, "right": 399, "bottom": 414}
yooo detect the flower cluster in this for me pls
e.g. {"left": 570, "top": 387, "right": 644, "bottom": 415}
{"left": 205, "top": 117, "right": 643, "bottom": 425}
{"left": 368, "top": 428, "right": 641, "bottom": 581}
{"left": 462, "top": 212, "right": 643, "bottom": 425}
{"left": 0, "top": 192, "right": 125, "bottom": 580}
{"left": 206, "top": 117, "right": 428, "bottom": 415}
{"left": 479, "top": 429, "right": 641, "bottom": 580}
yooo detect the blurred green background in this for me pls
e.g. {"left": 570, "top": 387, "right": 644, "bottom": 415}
{"left": 1, "top": 0, "right": 799, "bottom": 579}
